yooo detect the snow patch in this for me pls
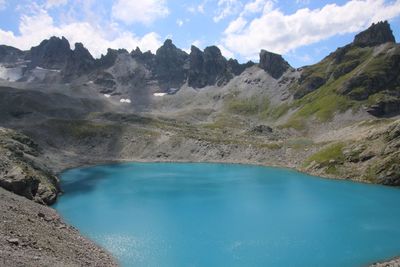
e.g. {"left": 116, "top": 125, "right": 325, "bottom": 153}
{"left": 153, "top": 93, "right": 167, "bottom": 97}
{"left": 104, "top": 94, "right": 111, "bottom": 98}
{"left": 120, "top": 99, "right": 131, "bottom": 103}
{"left": 0, "top": 65, "right": 23, "bottom": 82}
{"left": 35, "top": 66, "right": 61, "bottom": 72}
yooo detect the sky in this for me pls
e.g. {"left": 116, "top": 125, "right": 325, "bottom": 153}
{"left": 0, "top": 0, "right": 399, "bottom": 67}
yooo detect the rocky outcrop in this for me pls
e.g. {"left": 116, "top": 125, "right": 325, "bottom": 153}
{"left": 367, "top": 98, "right": 400, "bottom": 117}
{"left": 0, "top": 128, "right": 59, "bottom": 205}
{"left": 258, "top": 50, "right": 290, "bottom": 79}
{"left": 354, "top": 21, "right": 396, "bottom": 47}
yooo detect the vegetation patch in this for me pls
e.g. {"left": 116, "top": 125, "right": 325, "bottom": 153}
{"left": 304, "top": 142, "right": 345, "bottom": 167}
{"left": 225, "top": 96, "right": 270, "bottom": 116}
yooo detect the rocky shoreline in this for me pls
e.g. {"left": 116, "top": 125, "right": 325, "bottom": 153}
{"left": 0, "top": 126, "right": 399, "bottom": 266}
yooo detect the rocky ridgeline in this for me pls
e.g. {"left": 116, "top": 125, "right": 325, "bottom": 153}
{"left": 0, "top": 36, "right": 275, "bottom": 90}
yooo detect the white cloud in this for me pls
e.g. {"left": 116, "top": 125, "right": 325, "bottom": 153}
{"left": 222, "top": 0, "right": 400, "bottom": 59}
{"left": 176, "top": 19, "right": 184, "bottom": 27}
{"left": 0, "top": 0, "right": 6, "bottom": 10}
{"left": 192, "top": 40, "right": 203, "bottom": 48}
{"left": 197, "top": 2, "right": 206, "bottom": 13}
{"left": 243, "top": 0, "right": 271, "bottom": 15}
{"left": 0, "top": 8, "right": 163, "bottom": 57}
{"left": 213, "top": 0, "right": 242, "bottom": 22}
{"left": 224, "top": 16, "right": 247, "bottom": 34}
{"left": 112, "top": 0, "right": 169, "bottom": 25}
{"left": 187, "top": 0, "right": 208, "bottom": 14}
{"left": 45, "top": 0, "right": 68, "bottom": 9}
{"left": 217, "top": 44, "right": 235, "bottom": 59}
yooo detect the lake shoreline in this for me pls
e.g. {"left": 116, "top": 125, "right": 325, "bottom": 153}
{"left": 55, "top": 161, "right": 400, "bottom": 267}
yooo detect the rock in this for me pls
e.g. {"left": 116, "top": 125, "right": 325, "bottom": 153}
{"left": 7, "top": 238, "right": 20, "bottom": 245}
{"left": 258, "top": 50, "right": 291, "bottom": 79}
{"left": 386, "top": 122, "right": 400, "bottom": 141}
{"left": 294, "top": 75, "right": 326, "bottom": 99}
{"left": 251, "top": 125, "right": 273, "bottom": 134}
{"left": 0, "top": 166, "right": 39, "bottom": 201}
{"left": 353, "top": 21, "right": 396, "bottom": 47}
{"left": 0, "top": 128, "right": 59, "bottom": 204}
{"left": 367, "top": 99, "right": 400, "bottom": 117}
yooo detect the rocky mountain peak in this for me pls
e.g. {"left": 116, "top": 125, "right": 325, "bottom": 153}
{"left": 29, "top": 36, "right": 72, "bottom": 69}
{"left": 154, "top": 39, "right": 189, "bottom": 89}
{"left": 353, "top": 21, "right": 396, "bottom": 47}
{"left": 188, "top": 45, "right": 233, "bottom": 88}
{"left": 73, "top": 43, "right": 93, "bottom": 61}
{"left": 259, "top": 50, "right": 290, "bottom": 79}
{"left": 130, "top": 47, "right": 142, "bottom": 57}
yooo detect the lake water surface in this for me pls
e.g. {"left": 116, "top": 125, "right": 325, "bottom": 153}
{"left": 54, "top": 163, "right": 400, "bottom": 267}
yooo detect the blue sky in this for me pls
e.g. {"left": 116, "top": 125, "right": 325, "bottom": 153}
{"left": 0, "top": 0, "right": 399, "bottom": 67}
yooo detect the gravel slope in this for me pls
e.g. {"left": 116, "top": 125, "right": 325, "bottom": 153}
{"left": 0, "top": 187, "right": 118, "bottom": 267}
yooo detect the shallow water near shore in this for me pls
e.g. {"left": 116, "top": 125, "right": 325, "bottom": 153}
{"left": 54, "top": 162, "right": 400, "bottom": 267}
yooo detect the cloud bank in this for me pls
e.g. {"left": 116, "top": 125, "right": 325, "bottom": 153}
{"left": 0, "top": 7, "right": 163, "bottom": 57}
{"left": 222, "top": 0, "right": 400, "bottom": 59}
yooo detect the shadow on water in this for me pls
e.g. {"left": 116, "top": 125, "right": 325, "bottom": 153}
{"left": 61, "top": 168, "right": 111, "bottom": 196}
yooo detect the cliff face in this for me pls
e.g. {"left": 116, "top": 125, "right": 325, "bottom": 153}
{"left": 188, "top": 45, "right": 236, "bottom": 88}
{"left": 258, "top": 50, "right": 291, "bottom": 79}
{"left": 154, "top": 39, "right": 189, "bottom": 89}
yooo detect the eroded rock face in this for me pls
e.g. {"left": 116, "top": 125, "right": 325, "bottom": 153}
{"left": 354, "top": 21, "right": 396, "bottom": 47}
{"left": 259, "top": 50, "right": 290, "bottom": 79}
{"left": 0, "top": 128, "right": 59, "bottom": 205}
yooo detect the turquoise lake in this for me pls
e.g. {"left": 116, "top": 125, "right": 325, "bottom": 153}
{"left": 54, "top": 162, "right": 400, "bottom": 267}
